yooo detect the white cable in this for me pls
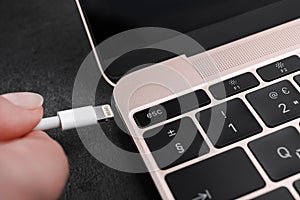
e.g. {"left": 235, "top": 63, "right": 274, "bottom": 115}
{"left": 75, "top": 0, "right": 116, "bottom": 88}
{"left": 33, "top": 105, "right": 114, "bottom": 131}
{"left": 92, "top": 48, "right": 117, "bottom": 87}
{"left": 34, "top": 116, "right": 60, "bottom": 131}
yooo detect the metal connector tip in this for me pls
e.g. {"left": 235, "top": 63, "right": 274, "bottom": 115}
{"left": 94, "top": 104, "right": 114, "bottom": 121}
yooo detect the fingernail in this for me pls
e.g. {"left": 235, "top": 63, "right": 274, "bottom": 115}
{"left": 2, "top": 92, "right": 44, "bottom": 109}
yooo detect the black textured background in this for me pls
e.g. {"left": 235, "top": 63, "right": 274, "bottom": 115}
{"left": 0, "top": 0, "right": 160, "bottom": 199}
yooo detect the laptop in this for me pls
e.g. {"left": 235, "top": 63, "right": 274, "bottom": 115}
{"left": 76, "top": 0, "right": 300, "bottom": 199}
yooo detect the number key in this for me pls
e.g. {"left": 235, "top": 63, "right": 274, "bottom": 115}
{"left": 247, "top": 80, "right": 300, "bottom": 127}
{"left": 144, "top": 118, "right": 209, "bottom": 169}
{"left": 197, "top": 98, "right": 262, "bottom": 148}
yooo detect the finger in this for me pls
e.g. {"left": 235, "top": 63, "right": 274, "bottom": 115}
{"left": 0, "top": 131, "right": 69, "bottom": 200}
{"left": 0, "top": 92, "right": 44, "bottom": 141}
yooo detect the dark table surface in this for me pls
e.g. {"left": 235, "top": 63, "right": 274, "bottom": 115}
{"left": 0, "top": 0, "right": 161, "bottom": 199}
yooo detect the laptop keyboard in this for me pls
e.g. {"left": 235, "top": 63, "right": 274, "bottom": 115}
{"left": 134, "top": 55, "right": 300, "bottom": 199}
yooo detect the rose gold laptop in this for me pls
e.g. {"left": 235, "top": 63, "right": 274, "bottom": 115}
{"left": 76, "top": 0, "right": 300, "bottom": 199}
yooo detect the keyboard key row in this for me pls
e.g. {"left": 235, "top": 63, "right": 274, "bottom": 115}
{"left": 134, "top": 56, "right": 300, "bottom": 129}
{"left": 144, "top": 98, "right": 263, "bottom": 170}
{"left": 209, "top": 55, "right": 299, "bottom": 101}
{"left": 143, "top": 81, "right": 299, "bottom": 170}
{"left": 160, "top": 125, "right": 300, "bottom": 199}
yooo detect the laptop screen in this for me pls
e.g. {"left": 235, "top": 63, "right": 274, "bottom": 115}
{"left": 79, "top": 0, "right": 300, "bottom": 82}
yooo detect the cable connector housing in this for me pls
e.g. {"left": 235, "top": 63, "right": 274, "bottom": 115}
{"left": 33, "top": 105, "right": 114, "bottom": 131}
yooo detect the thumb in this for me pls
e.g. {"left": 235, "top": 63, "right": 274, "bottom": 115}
{"left": 0, "top": 92, "right": 44, "bottom": 141}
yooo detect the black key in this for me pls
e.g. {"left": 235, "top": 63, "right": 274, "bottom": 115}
{"left": 294, "top": 74, "right": 300, "bottom": 86}
{"left": 134, "top": 89, "right": 210, "bottom": 128}
{"left": 247, "top": 80, "right": 300, "bottom": 128}
{"left": 197, "top": 98, "right": 262, "bottom": 148}
{"left": 294, "top": 179, "right": 300, "bottom": 195}
{"left": 257, "top": 56, "right": 300, "bottom": 82}
{"left": 249, "top": 127, "right": 300, "bottom": 181}
{"left": 209, "top": 72, "right": 259, "bottom": 100}
{"left": 294, "top": 180, "right": 300, "bottom": 195}
{"left": 253, "top": 188, "right": 294, "bottom": 200}
{"left": 144, "top": 118, "right": 209, "bottom": 170}
{"left": 166, "top": 148, "right": 265, "bottom": 200}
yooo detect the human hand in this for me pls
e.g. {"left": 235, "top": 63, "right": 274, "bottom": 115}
{"left": 0, "top": 92, "right": 69, "bottom": 200}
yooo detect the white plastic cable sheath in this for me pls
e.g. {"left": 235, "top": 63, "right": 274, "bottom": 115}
{"left": 34, "top": 116, "right": 60, "bottom": 131}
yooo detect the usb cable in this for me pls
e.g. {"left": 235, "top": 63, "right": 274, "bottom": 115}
{"left": 33, "top": 105, "right": 114, "bottom": 131}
